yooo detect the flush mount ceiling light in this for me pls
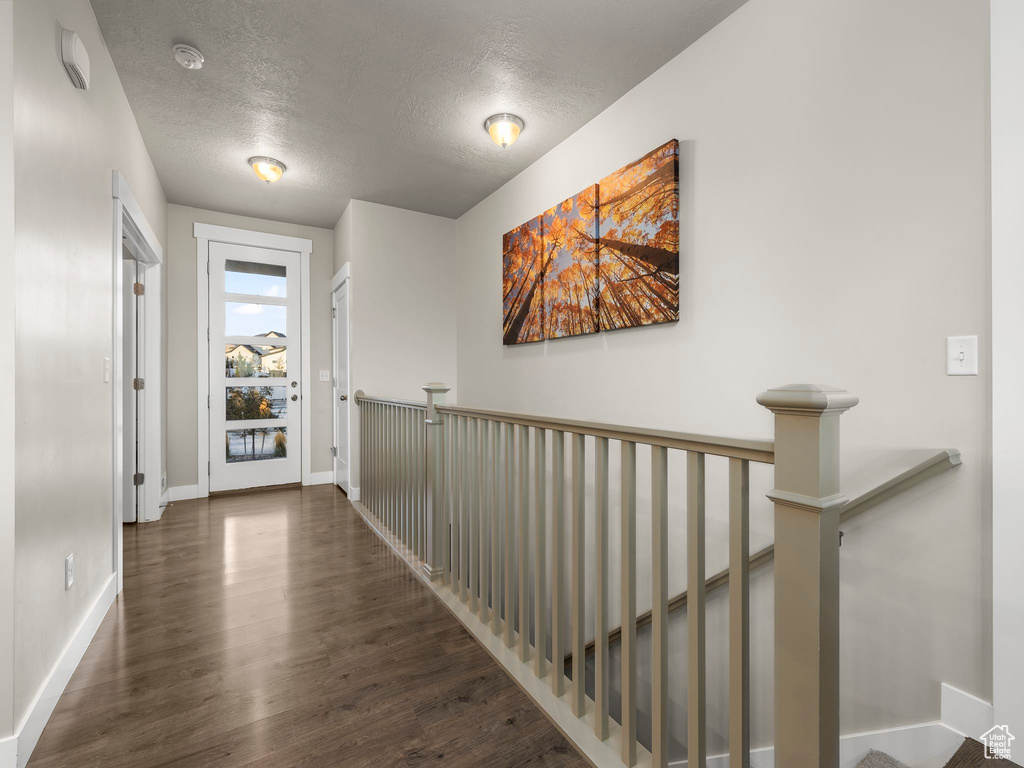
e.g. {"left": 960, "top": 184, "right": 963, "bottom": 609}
{"left": 173, "top": 44, "right": 205, "bottom": 70}
{"left": 248, "top": 156, "right": 287, "bottom": 183}
{"left": 484, "top": 113, "right": 524, "bottom": 149}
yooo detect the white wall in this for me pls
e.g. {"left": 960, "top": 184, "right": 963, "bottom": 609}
{"left": 990, "top": 0, "right": 1024, "bottom": 736}
{"left": 12, "top": 0, "right": 167, "bottom": 727}
{"left": 165, "top": 204, "right": 335, "bottom": 489}
{"left": 0, "top": 0, "right": 14, "bottom": 748}
{"left": 455, "top": 0, "right": 989, "bottom": 745}
{"left": 337, "top": 200, "right": 458, "bottom": 496}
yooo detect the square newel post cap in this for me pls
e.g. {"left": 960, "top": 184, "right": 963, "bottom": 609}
{"left": 422, "top": 382, "right": 450, "bottom": 423}
{"left": 757, "top": 384, "right": 859, "bottom": 416}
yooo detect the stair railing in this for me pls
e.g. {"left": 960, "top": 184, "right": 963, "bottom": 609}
{"left": 356, "top": 383, "right": 861, "bottom": 768}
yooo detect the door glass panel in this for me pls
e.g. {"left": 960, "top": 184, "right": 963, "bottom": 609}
{"left": 225, "top": 259, "right": 287, "bottom": 297}
{"left": 225, "top": 427, "right": 287, "bottom": 462}
{"left": 225, "top": 344, "right": 287, "bottom": 378}
{"left": 225, "top": 386, "right": 286, "bottom": 420}
{"left": 225, "top": 303, "right": 287, "bottom": 336}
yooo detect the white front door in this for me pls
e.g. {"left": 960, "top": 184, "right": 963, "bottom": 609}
{"left": 209, "top": 242, "right": 302, "bottom": 491}
{"left": 333, "top": 280, "right": 350, "bottom": 491}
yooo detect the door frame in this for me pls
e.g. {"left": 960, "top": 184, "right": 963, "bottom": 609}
{"left": 331, "top": 264, "right": 354, "bottom": 497}
{"left": 112, "top": 171, "right": 163, "bottom": 594}
{"left": 195, "top": 223, "right": 313, "bottom": 498}
{"left": 991, "top": 0, "right": 1024, "bottom": 733}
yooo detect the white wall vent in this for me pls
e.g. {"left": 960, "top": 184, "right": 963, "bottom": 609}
{"left": 61, "top": 28, "right": 90, "bottom": 90}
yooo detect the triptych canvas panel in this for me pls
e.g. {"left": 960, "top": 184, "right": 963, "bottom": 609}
{"left": 502, "top": 139, "right": 679, "bottom": 345}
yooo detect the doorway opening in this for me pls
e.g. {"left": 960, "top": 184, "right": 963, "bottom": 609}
{"left": 112, "top": 171, "right": 164, "bottom": 593}
{"left": 332, "top": 264, "right": 351, "bottom": 495}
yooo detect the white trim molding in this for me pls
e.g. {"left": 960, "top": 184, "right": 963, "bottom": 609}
{"left": 193, "top": 223, "right": 314, "bottom": 494}
{"left": 331, "top": 264, "right": 352, "bottom": 493}
{"left": 0, "top": 735, "right": 15, "bottom": 768}
{"left": 112, "top": 171, "right": 164, "bottom": 592}
{"left": 307, "top": 471, "right": 333, "bottom": 486}
{"left": 13, "top": 574, "right": 115, "bottom": 768}
{"left": 667, "top": 722, "right": 964, "bottom": 768}
{"left": 193, "top": 223, "right": 312, "bottom": 254}
{"left": 330, "top": 261, "right": 351, "bottom": 292}
{"left": 167, "top": 485, "right": 201, "bottom": 503}
{"left": 300, "top": 250, "right": 312, "bottom": 486}
{"left": 991, "top": 0, "right": 1024, "bottom": 733}
{"left": 941, "top": 682, "right": 993, "bottom": 739}
{"left": 348, "top": 485, "right": 360, "bottom": 501}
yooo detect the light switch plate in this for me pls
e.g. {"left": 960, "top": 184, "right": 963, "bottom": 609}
{"left": 319, "top": 370, "right": 330, "bottom": 382}
{"left": 947, "top": 335, "right": 978, "bottom": 376}
{"left": 65, "top": 553, "right": 74, "bottom": 590}
{"left": 103, "top": 357, "right": 111, "bottom": 383}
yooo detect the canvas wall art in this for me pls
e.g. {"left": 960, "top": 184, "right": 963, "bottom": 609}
{"left": 597, "top": 140, "right": 679, "bottom": 330}
{"left": 502, "top": 139, "right": 679, "bottom": 345}
{"left": 502, "top": 217, "right": 545, "bottom": 344}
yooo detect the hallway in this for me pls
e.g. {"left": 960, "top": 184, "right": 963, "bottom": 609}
{"left": 28, "top": 486, "right": 586, "bottom": 767}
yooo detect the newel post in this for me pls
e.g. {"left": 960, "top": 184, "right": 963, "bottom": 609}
{"left": 422, "top": 382, "right": 450, "bottom": 582}
{"left": 757, "top": 384, "right": 858, "bottom": 768}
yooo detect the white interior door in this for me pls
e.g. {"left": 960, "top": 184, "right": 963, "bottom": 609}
{"left": 209, "top": 242, "right": 302, "bottom": 491}
{"left": 333, "top": 281, "right": 350, "bottom": 491}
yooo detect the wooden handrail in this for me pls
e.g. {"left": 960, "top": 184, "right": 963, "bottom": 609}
{"left": 354, "top": 392, "right": 426, "bottom": 409}
{"left": 578, "top": 448, "right": 961, "bottom": 656}
{"left": 435, "top": 403, "right": 775, "bottom": 464}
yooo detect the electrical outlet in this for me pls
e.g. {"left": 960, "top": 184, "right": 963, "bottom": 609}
{"left": 103, "top": 357, "right": 111, "bottom": 383}
{"left": 65, "top": 553, "right": 74, "bottom": 590}
{"left": 319, "top": 370, "right": 330, "bottom": 382}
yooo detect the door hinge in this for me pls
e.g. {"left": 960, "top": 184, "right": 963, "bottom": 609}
{"left": 207, "top": 394, "right": 210, "bottom": 409}
{"left": 133, "top": 472, "right": 145, "bottom": 486}
{"left": 332, "top": 307, "right": 336, "bottom": 318}
{"left": 331, "top": 446, "right": 337, "bottom": 457}
{"left": 132, "top": 377, "right": 145, "bottom": 391}
{"left": 207, "top": 461, "right": 210, "bottom": 476}
{"left": 133, "top": 282, "right": 145, "bottom": 296}
{"left": 206, "top": 260, "right": 210, "bottom": 275}
{"left": 207, "top": 327, "right": 209, "bottom": 342}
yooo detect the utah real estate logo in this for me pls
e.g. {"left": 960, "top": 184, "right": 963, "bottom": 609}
{"left": 981, "top": 725, "right": 1015, "bottom": 760}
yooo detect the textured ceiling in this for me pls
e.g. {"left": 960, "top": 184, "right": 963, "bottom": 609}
{"left": 91, "top": 0, "right": 747, "bottom": 228}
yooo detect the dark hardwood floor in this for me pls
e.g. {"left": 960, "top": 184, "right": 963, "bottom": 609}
{"left": 29, "top": 485, "right": 588, "bottom": 768}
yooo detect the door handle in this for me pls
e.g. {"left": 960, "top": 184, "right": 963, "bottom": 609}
{"left": 290, "top": 381, "right": 298, "bottom": 388}
{"left": 339, "top": 394, "right": 348, "bottom": 401}
{"left": 291, "top": 394, "right": 298, "bottom": 401}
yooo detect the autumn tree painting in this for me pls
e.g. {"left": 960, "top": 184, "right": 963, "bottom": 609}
{"left": 502, "top": 218, "right": 545, "bottom": 344}
{"left": 542, "top": 185, "right": 599, "bottom": 339}
{"left": 501, "top": 140, "right": 679, "bottom": 345}
{"left": 597, "top": 139, "right": 679, "bottom": 330}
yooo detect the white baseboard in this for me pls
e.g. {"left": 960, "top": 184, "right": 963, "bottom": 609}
{"left": 0, "top": 734, "right": 16, "bottom": 768}
{"left": 348, "top": 485, "right": 360, "bottom": 501}
{"left": 306, "top": 471, "right": 333, "bottom": 486}
{"left": 941, "top": 682, "right": 993, "bottom": 738}
{"left": 667, "top": 721, "right": 964, "bottom": 768}
{"left": 166, "top": 484, "right": 200, "bottom": 502}
{"left": 14, "top": 573, "right": 115, "bottom": 768}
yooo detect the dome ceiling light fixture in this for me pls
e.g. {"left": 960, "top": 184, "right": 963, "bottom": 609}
{"left": 248, "top": 156, "right": 287, "bottom": 184}
{"left": 484, "top": 113, "right": 524, "bottom": 149}
{"left": 172, "top": 44, "right": 205, "bottom": 70}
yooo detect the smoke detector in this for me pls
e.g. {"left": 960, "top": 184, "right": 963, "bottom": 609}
{"left": 173, "top": 44, "right": 204, "bottom": 70}
{"left": 61, "top": 29, "right": 90, "bottom": 90}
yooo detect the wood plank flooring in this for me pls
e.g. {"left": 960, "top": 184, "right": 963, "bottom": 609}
{"left": 29, "top": 485, "right": 588, "bottom": 768}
